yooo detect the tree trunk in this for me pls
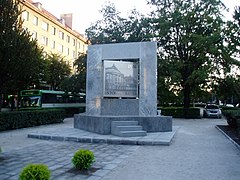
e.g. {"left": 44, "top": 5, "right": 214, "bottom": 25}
{"left": 0, "top": 85, "right": 3, "bottom": 112}
{"left": 0, "top": 93, "right": 2, "bottom": 112}
{"left": 183, "top": 83, "right": 191, "bottom": 118}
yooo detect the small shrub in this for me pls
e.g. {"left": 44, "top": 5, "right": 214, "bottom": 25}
{"left": 19, "top": 164, "right": 51, "bottom": 180}
{"left": 72, "top": 149, "right": 95, "bottom": 170}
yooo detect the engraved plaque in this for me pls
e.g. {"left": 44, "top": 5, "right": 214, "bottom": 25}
{"left": 103, "top": 60, "right": 138, "bottom": 98}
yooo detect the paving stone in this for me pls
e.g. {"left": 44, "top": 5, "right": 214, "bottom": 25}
{"left": 0, "top": 141, "right": 138, "bottom": 179}
{"left": 92, "top": 169, "right": 110, "bottom": 177}
{"left": 86, "top": 175, "right": 102, "bottom": 180}
{"left": 0, "top": 174, "right": 11, "bottom": 179}
{"left": 7, "top": 174, "right": 19, "bottom": 180}
{"left": 102, "top": 163, "right": 118, "bottom": 170}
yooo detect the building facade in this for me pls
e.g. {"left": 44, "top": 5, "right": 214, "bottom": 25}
{"left": 20, "top": 0, "right": 88, "bottom": 71}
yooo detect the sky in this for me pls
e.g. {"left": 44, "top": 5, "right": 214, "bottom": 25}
{"left": 34, "top": 0, "right": 239, "bottom": 35}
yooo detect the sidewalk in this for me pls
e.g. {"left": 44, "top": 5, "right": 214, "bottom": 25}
{"left": 1, "top": 117, "right": 240, "bottom": 180}
{"left": 103, "top": 118, "right": 240, "bottom": 180}
{"left": 0, "top": 118, "right": 139, "bottom": 180}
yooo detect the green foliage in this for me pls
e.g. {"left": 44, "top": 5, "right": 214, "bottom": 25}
{"left": 222, "top": 109, "right": 240, "bottom": 128}
{"left": 85, "top": 0, "right": 240, "bottom": 112}
{"left": 19, "top": 164, "right": 50, "bottom": 180}
{"left": 161, "top": 107, "right": 201, "bottom": 119}
{"left": 74, "top": 53, "right": 87, "bottom": 74}
{"left": 72, "top": 149, "right": 95, "bottom": 170}
{"left": 0, "top": 109, "right": 65, "bottom": 131}
{"left": 85, "top": 2, "right": 149, "bottom": 44}
{"left": 0, "top": 0, "right": 44, "bottom": 107}
{"left": 65, "top": 107, "right": 85, "bottom": 117}
{"left": 60, "top": 53, "right": 87, "bottom": 93}
{"left": 215, "top": 75, "right": 240, "bottom": 105}
{"left": 44, "top": 53, "right": 71, "bottom": 90}
{"left": 85, "top": 2, "right": 125, "bottom": 44}
{"left": 148, "top": 0, "right": 231, "bottom": 109}
{"left": 60, "top": 74, "right": 86, "bottom": 93}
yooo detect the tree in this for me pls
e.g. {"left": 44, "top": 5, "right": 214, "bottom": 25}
{"left": 0, "top": 0, "right": 44, "bottom": 110}
{"left": 45, "top": 53, "right": 71, "bottom": 90}
{"left": 60, "top": 53, "right": 87, "bottom": 93}
{"left": 84, "top": 0, "right": 240, "bottom": 113}
{"left": 60, "top": 74, "right": 86, "bottom": 93}
{"left": 148, "top": 0, "right": 239, "bottom": 110}
{"left": 85, "top": 2, "right": 150, "bottom": 44}
{"left": 215, "top": 75, "right": 240, "bottom": 105}
{"left": 85, "top": 2, "right": 126, "bottom": 44}
{"left": 74, "top": 53, "right": 87, "bottom": 75}
{"left": 73, "top": 53, "right": 87, "bottom": 91}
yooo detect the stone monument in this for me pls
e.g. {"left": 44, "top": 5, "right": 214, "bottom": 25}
{"left": 74, "top": 42, "right": 172, "bottom": 136}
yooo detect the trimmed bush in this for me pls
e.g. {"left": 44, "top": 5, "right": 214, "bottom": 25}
{"left": 160, "top": 107, "right": 201, "bottom": 119}
{"left": 0, "top": 109, "right": 65, "bottom": 131}
{"left": 222, "top": 110, "right": 240, "bottom": 128}
{"left": 64, "top": 107, "right": 85, "bottom": 117}
{"left": 19, "top": 164, "right": 51, "bottom": 180}
{"left": 219, "top": 106, "right": 239, "bottom": 111}
{"left": 72, "top": 149, "right": 95, "bottom": 170}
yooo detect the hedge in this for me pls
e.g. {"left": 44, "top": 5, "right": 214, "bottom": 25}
{"left": 160, "top": 107, "right": 201, "bottom": 119}
{"left": 219, "top": 106, "right": 239, "bottom": 111}
{"left": 0, "top": 109, "right": 65, "bottom": 131}
{"left": 222, "top": 109, "right": 240, "bottom": 128}
{"left": 64, "top": 107, "right": 85, "bottom": 117}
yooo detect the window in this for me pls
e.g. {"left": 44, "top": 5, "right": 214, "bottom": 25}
{"left": 42, "top": 21, "right": 49, "bottom": 31}
{"left": 73, "top": 38, "right": 76, "bottom": 46}
{"left": 22, "top": 11, "right": 29, "bottom": 21}
{"left": 66, "top": 35, "right": 70, "bottom": 43}
{"left": 58, "top": 44, "right": 63, "bottom": 52}
{"left": 59, "top": 31, "right": 64, "bottom": 40}
{"left": 82, "top": 44, "right": 85, "bottom": 52}
{"left": 32, "top": 31, "right": 37, "bottom": 40}
{"left": 41, "top": 36, "right": 48, "bottom": 45}
{"left": 50, "top": 40, "right": 55, "bottom": 49}
{"left": 72, "top": 50, "right": 76, "bottom": 58}
{"left": 66, "top": 48, "right": 69, "bottom": 55}
{"left": 33, "top": 16, "right": 38, "bottom": 25}
{"left": 51, "top": 27, "right": 56, "bottom": 35}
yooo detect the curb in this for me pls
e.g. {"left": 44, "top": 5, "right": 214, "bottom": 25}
{"left": 215, "top": 125, "right": 240, "bottom": 150}
{"left": 28, "top": 134, "right": 172, "bottom": 146}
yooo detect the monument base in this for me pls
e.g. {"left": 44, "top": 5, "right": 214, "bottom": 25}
{"left": 74, "top": 113, "right": 172, "bottom": 135}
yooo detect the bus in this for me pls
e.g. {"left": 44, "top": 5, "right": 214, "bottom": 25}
{"left": 19, "top": 90, "right": 85, "bottom": 110}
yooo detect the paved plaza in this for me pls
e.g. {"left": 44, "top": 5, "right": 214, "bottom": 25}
{"left": 0, "top": 117, "right": 240, "bottom": 180}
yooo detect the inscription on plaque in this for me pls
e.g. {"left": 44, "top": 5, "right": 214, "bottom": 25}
{"left": 103, "top": 60, "right": 138, "bottom": 98}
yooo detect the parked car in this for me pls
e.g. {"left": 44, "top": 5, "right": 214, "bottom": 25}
{"left": 204, "top": 104, "right": 222, "bottom": 118}
{"left": 225, "top": 104, "right": 234, "bottom": 108}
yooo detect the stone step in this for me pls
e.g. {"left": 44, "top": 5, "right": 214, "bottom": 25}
{"left": 119, "top": 130, "right": 147, "bottom": 137}
{"left": 111, "top": 121, "right": 147, "bottom": 137}
{"left": 117, "top": 125, "right": 143, "bottom": 131}
{"left": 111, "top": 121, "right": 138, "bottom": 126}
